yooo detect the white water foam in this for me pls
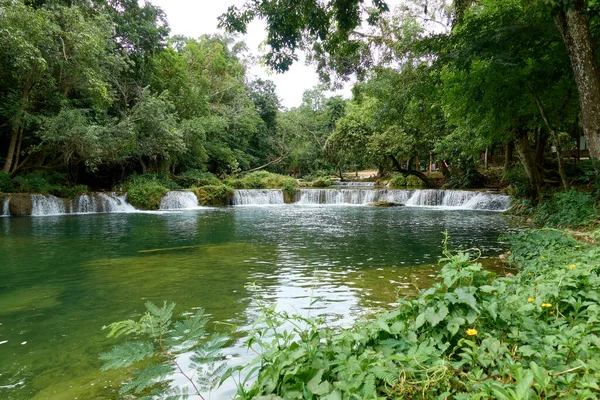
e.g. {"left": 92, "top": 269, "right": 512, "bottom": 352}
{"left": 71, "top": 193, "right": 136, "bottom": 214}
{"left": 159, "top": 191, "right": 200, "bottom": 210}
{"left": 232, "top": 189, "right": 285, "bottom": 205}
{"left": 31, "top": 194, "right": 66, "bottom": 216}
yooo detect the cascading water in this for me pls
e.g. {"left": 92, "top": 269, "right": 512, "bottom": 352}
{"left": 159, "top": 191, "right": 200, "bottom": 210}
{"left": 232, "top": 189, "right": 285, "bottom": 205}
{"left": 292, "top": 188, "right": 510, "bottom": 211}
{"left": 295, "top": 189, "right": 379, "bottom": 205}
{"left": 71, "top": 193, "right": 136, "bottom": 214}
{"left": 332, "top": 181, "right": 376, "bottom": 187}
{"left": 1, "top": 196, "right": 10, "bottom": 217}
{"left": 31, "top": 194, "right": 66, "bottom": 216}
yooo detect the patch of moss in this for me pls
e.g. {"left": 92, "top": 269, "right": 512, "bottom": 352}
{"left": 368, "top": 201, "right": 403, "bottom": 207}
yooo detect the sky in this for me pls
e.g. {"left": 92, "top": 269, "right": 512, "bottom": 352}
{"left": 146, "top": 0, "right": 353, "bottom": 108}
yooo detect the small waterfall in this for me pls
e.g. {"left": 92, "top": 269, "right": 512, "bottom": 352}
{"left": 332, "top": 181, "right": 375, "bottom": 187}
{"left": 31, "top": 194, "right": 66, "bottom": 216}
{"left": 232, "top": 189, "right": 285, "bottom": 205}
{"left": 159, "top": 191, "right": 199, "bottom": 210}
{"left": 72, "top": 193, "right": 136, "bottom": 214}
{"left": 293, "top": 188, "right": 510, "bottom": 211}
{"left": 2, "top": 196, "right": 10, "bottom": 216}
{"left": 296, "top": 189, "right": 378, "bottom": 205}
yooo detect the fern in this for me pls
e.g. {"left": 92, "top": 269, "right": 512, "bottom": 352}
{"left": 100, "top": 302, "right": 228, "bottom": 399}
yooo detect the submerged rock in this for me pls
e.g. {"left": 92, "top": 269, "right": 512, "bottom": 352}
{"left": 368, "top": 201, "right": 403, "bottom": 207}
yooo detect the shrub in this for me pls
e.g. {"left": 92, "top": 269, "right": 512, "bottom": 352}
{"left": 388, "top": 174, "right": 407, "bottom": 188}
{"left": 534, "top": 190, "right": 599, "bottom": 227}
{"left": 124, "top": 177, "right": 169, "bottom": 210}
{"left": 51, "top": 184, "right": 88, "bottom": 198}
{"left": 179, "top": 170, "right": 221, "bottom": 187}
{"left": 406, "top": 175, "right": 424, "bottom": 187}
{"left": 311, "top": 177, "right": 331, "bottom": 187}
{"left": 503, "top": 165, "right": 531, "bottom": 198}
{"left": 13, "top": 173, "right": 53, "bottom": 193}
{"left": 193, "top": 185, "right": 234, "bottom": 206}
{"left": 447, "top": 169, "right": 485, "bottom": 188}
{"left": 224, "top": 171, "right": 296, "bottom": 191}
{"left": 0, "top": 172, "right": 13, "bottom": 193}
{"left": 281, "top": 179, "right": 297, "bottom": 198}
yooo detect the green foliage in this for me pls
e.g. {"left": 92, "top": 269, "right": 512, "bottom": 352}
{"left": 225, "top": 171, "right": 297, "bottom": 191}
{"left": 193, "top": 185, "right": 234, "bottom": 206}
{"left": 406, "top": 175, "right": 424, "bottom": 187}
{"left": 281, "top": 179, "right": 297, "bottom": 198}
{"left": 311, "top": 177, "right": 331, "bottom": 187}
{"left": 0, "top": 172, "right": 13, "bottom": 193}
{"left": 177, "top": 170, "right": 221, "bottom": 187}
{"left": 388, "top": 174, "right": 407, "bottom": 188}
{"left": 11, "top": 172, "right": 87, "bottom": 197}
{"left": 447, "top": 169, "right": 485, "bottom": 189}
{"left": 228, "top": 230, "right": 600, "bottom": 399}
{"left": 123, "top": 175, "right": 170, "bottom": 210}
{"left": 534, "top": 190, "right": 599, "bottom": 228}
{"left": 101, "top": 301, "right": 228, "bottom": 399}
{"left": 503, "top": 165, "right": 531, "bottom": 198}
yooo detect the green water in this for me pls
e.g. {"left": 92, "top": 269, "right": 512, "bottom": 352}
{"left": 0, "top": 206, "right": 517, "bottom": 399}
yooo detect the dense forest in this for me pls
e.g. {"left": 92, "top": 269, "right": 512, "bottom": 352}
{"left": 1, "top": 0, "right": 599, "bottom": 203}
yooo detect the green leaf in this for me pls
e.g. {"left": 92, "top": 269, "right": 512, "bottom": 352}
{"left": 425, "top": 305, "right": 449, "bottom": 327}
{"left": 99, "top": 341, "right": 154, "bottom": 371}
{"left": 307, "top": 369, "right": 331, "bottom": 395}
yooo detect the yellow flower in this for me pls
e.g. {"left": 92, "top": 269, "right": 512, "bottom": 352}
{"left": 527, "top": 297, "right": 534, "bottom": 303}
{"left": 466, "top": 328, "right": 478, "bottom": 336}
{"left": 569, "top": 264, "right": 576, "bottom": 269}
{"left": 542, "top": 303, "right": 552, "bottom": 308}
{"left": 550, "top": 311, "right": 554, "bottom": 315}
{"left": 575, "top": 245, "right": 581, "bottom": 249}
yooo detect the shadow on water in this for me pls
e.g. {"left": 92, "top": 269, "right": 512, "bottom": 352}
{"left": 0, "top": 206, "right": 520, "bottom": 399}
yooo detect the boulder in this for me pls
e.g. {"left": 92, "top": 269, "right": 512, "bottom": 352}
{"left": 8, "top": 193, "right": 32, "bottom": 216}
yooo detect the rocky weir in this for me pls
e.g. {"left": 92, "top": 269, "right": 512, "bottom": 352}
{"left": 0, "top": 188, "right": 511, "bottom": 216}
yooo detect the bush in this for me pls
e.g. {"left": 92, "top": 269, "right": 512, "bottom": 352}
{"left": 224, "top": 171, "right": 296, "bottom": 191}
{"left": 12, "top": 172, "right": 88, "bottom": 197}
{"left": 0, "top": 172, "right": 14, "bottom": 193}
{"left": 388, "top": 174, "right": 407, "bottom": 188}
{"left": 311, "top": 177, "right": 331, "bottom": 187}
{"left": 447, "top": 169, "right": 485, "bottom": 188}
{"left": 281, "top": 179, "right": 297, "bottom": 198}
{"left": 193, "top": 185, "right": 233, "bottom": 206}
{"left": 179, "top": 170, "right": 221, "bottom": 187}
{"left": 406, "top": 175, "right": 424, "bottom": 187}
{"left": 534, "top": 190, "right": 599, "bottom": 227}
{"left": 124, "top": 176, "right": 169, "bottom": 210}
{"left": 503, "top": 165, "right": 531, "bottom": 198}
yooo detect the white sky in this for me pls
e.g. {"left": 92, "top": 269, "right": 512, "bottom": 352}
{"left": 145, "top": 0, "right": 353, "bottom": 108}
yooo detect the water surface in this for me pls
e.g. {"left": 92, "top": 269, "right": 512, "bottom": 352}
{"left": 0, "top": 206, "right": 517, "bottom": 399}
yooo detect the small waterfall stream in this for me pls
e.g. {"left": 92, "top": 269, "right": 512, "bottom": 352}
{"left": 71, "top": 193, "right": 136, "bottom": 214}
{"left": 159, "top": 191, "right": 200, "bottom": 210}
{"left": 232, "top": 189, "right": 285, "bottom": 205}
{"left": 2, "top": 196, "right": 10, "bottom": 216}
{"left": 290, "top": 188, "right": 511, "bottom": 211}
{"left": 31, "top": 194, "right": 66, "bottom": 216}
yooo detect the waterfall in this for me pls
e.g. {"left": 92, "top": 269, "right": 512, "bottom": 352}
{"left": 1, "top": 196, "right": 10, "bottom": 216}
{"left": 332, "top": 181, "right": 375, "bottom": 187}
{"left": 71, "top": 193, "right": 136, "bottom": 214}
{"left": 232, "top": 189, "right": 285, "bottom": 205}
{"left": 31, "top": 194, "right": 66, "bottom": 216}
{"left": 159, "top": 191, "right": 200, "bottom": 210}
{"left": 293, "top": 188, "right": 510, "bottom": 211}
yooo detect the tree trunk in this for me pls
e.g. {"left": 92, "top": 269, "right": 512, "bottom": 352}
{"left": 514, "top": 129, "right": 542, "bottom": 201}
{"left": 535, "top": 128, "right": 547, "bottom": 168}
{"left": 534, "top": 95, "right": 570, "bottom": 191}
{"left": 388, "top": 155, "right": 434, "bottom": 187}
{"left": 504, "top": 141, "right": 514, "bottom": 173}
{"left": 555, "top": 2, "right": 600, "bottom": 159}
{"left": 2, "top": 126, "right": 20, "bottom": 173}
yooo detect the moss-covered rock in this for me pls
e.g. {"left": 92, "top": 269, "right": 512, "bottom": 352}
{"left": 193, "top": 185, "right": 234, "bottom": 206}
{"left": 8, "top": 193, "right": 33, "bottom": 216}
{"left": 126, "top": 184, "right": 169, "bottom": 210}
{"left": 406, "top": 175, "right": 425, "bottom": 187}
